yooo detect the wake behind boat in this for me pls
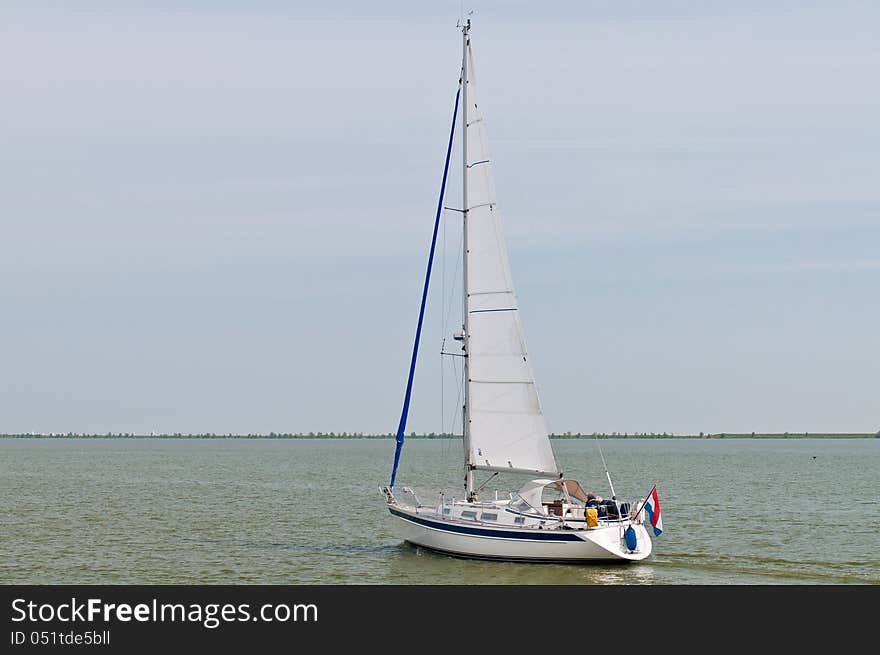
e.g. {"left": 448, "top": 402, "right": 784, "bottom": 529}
{"left": 382, "top": 20, "right": 662, "bottom": 563}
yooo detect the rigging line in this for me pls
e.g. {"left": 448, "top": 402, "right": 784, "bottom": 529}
{"left": 390, "top": 85, "right": 461, "bottom": 489}
{"left": 442, "top": 223, "right": 464, "bottom": 336}
{"left": 440, "top": 211, "right": 463, "bottom": 446}
{"left": 441, "top": 133, "right": 446, "bottom": 439}
{"left": 451, "top": 349, "right": 463, "bottom": 432}
{"left": 443, "top": 350, "right": 463, "bottom": 461}
{"left": 592, "top": 433, "right": 618, "bottom": 501}
{"left": 474, "top": 472, "right": 499, "bottom": 495}
{"left": 441, "top": 337, "right": 445, "bottom": 442}
{"left": 442, "top": 352, "right": 450, "bottom": 458}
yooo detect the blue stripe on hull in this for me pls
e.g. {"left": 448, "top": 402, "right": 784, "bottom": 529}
{"left": 389, "top": 506, "right": 583, "bottom": 542}
{"left": 401, "top": 540, "right": 629, "bottom": 565}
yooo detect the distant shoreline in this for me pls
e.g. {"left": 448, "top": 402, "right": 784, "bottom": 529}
{"left": 1, "top": 432, "right": 876, "bottom": 439}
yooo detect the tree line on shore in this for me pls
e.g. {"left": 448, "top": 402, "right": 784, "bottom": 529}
{"left": 1, "top": 431, "right": 877, "bottom": 439}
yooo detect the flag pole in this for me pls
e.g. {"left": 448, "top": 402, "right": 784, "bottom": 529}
{"left": 631, "top": 483, "right": 657, "bottom": 521}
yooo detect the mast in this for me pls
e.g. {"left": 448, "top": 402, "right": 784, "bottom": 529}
{"left": 461, "top": 19, "right": 474, "bottom": 500}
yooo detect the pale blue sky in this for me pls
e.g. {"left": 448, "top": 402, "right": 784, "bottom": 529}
{"left": 1, "top": 1, "right": 878, "bottom": 434}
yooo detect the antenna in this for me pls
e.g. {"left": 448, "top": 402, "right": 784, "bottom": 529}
{"left": 592, "top": 433, "right": 618, "bottom": 501}
{"left": 457, "top": 5, "right": 474, "bottom": 28}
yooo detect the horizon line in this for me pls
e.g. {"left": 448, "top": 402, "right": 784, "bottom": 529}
{"left": 1, "top": 431, "right": 877, "bottom": 439}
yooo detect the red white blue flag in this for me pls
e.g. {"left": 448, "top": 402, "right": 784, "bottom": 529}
{"left": 643, "top": 485, "right": 663, "bottom": 536}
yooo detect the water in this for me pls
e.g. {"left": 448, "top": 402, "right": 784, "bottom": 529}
{"left": 1, "top": 438, "right": 877, "bottom": 584}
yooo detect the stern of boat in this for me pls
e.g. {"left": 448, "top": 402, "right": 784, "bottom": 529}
{"left": 575, "top": 523, "right": 653, "bottom": 561}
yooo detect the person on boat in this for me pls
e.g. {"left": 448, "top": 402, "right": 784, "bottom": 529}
{"left": 601, "top": 498, "right": 620, "bottom": 518}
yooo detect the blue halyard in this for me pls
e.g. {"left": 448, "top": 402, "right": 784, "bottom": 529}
{"left": 389, "top": 86, "right": 461, "bottom": 489}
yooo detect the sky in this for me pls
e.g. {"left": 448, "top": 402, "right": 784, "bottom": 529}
{"left": 1, "top": 1, "right": 878, "bottom": 435}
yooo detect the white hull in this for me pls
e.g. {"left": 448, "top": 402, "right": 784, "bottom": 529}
{"left": 388, "top": 505, "right": 652, "bottom": 563}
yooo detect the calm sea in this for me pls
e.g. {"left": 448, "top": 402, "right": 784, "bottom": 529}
{"left": 1, "top": 438, "right": 876, "bottom": 585}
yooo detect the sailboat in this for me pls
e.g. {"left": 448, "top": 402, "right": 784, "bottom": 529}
{"left": 382, "top": 20, "right": 661, "bottom": 563}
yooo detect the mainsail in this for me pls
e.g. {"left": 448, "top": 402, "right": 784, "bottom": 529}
{"left": 462, "top": 37, "right": 560, "bottom": 478}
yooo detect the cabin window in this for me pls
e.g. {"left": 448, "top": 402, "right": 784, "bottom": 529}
{"left": 480, "top": 513, "right": 498, "bottom": 521}
{"left": 461, "top": 510, "right": 477, "bottom": 519}
{"left": 513, "top": 516, "right": 525, "bottom": 524}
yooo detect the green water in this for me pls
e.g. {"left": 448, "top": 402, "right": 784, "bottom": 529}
{"left": 1, "top": 438, "right": 877, "bottom": 584}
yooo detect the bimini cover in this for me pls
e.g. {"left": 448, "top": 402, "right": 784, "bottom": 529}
{"left": 559, "top": 479, "right": 590, "bottom": 502}
{"left": 516, "top": 479, "right": 590, "bottom": 510}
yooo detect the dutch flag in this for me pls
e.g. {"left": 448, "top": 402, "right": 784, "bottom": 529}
{"left": 643, "top": 485, "right": 663, "bottom": 536}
